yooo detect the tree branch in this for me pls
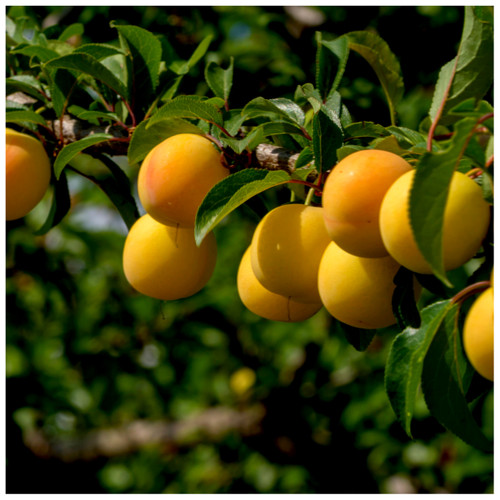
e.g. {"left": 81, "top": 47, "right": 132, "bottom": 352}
{"left": 22, "top": 405, "right": 265, "bottom": 462}
{"left": 252, "top": 143, "right": 301, "bottom": 174}
{"left": 8, "top": 92, "right": 310, "bottom": 172}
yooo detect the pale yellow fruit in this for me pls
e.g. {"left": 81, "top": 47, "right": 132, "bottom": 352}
{"left": 318, "top": 240, "right": 403, "bottom": 329}
{"left": 6, "top": 128, "right": 52, "bottom": 221}
{"left": 463, "top": 287, "right": 494, "bottom": 381}
{"left": 138, "top": 134, "right": 228, "bottom": 227}
{"left": 237, "top": 247, "right": 322, "bottom": 322}
{"left": 380, "top": 170, "right": 491, "bottom": 274}
{"left": 230, "top": 367, "right": 256, "bottom": 395}
{"left": 250, "top": 204, "right": 331, "bottom": 303}
{"left": 123, "top": 214, "right": 217, "bottom": 300}
{"left": 322, "top": 149, "right": 412, "bottom": 258}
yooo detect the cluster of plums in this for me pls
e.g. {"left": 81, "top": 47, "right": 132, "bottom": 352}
{"left": 123, "top": 135, "right": 493, "bottom": 380}
{"left": 5, "top": 130, "right": 493, "bottom": 381}
{"left": 123, "top": 134, "right": 228, "bottom": 301}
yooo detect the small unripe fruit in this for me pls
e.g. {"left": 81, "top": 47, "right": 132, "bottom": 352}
{"left": 322, "top": 149, "right": 412, "bottom": 258}
{"left": 318, "top": 241, "right": 402, "bottom": 329}
{"left": 463, "top": 287, "right": 493, "bottom": 381}
{"left": 237, "top": 247, "right": 322, "bottom": 322}
{"left": 123, "top": 214, "right": 217, "bottom": 300}
{"left": 138, "top": 134, "right": 229, "bottom": 227}
{"left": 250, "top": 204, "right": 331, "bottom": 303}
{"left": 380, "top": 170, "right": 491, "bottom": 274}
{"left": 6, "top": 128, "right": 52, "bottom": 221}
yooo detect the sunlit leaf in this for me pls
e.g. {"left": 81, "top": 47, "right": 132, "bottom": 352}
{"left": 195, "top": 169, "right": 291, "bottom": 245}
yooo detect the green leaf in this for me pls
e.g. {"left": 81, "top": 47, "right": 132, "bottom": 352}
{"left": 44, "top": 52, "right": 128, "bottom": 98}
{"left": 114, "top": 24, "right": 162, "bottom": 100}
{"left": 205, "top": 57, "right": 234, "bottom": 103}
{"left": 6, "top": 110, "right": 47, "bottom": 126}
{"left": 170, "top": 34, "right": 213, "bottom": 75}
{"left": 86, "top": 154, "right": 140, "bottom": 230}
{"left": 242, "top": 97, "right": 305, "bottom": 126}
{"left": 324, "top": 91, "right": 352, "bottom": 128}
{"left": 67, "top": 106, "right": 119, "bottom": 124}
{"left": 479, "top": 169, "right": 494, "bottom": 205}
{"left": 386, "top": 126, "right": 427, "bottom": 147}
{"left": 392, "top": 267, "right": 421, "bottom": 330}
{"left": 12, "top": 44, "right": 59, "bottom": 63}
{"left": 58, "top": 23, "right": 84, "bottom": 42}
{"left": 312, "top": 108, "right": 343, "bottom": 173}
{"left": 47, "top": 68, "right": 79, "bottom": 118}
{"left": 221, "top": 128, "right": 264, "bottom": 155}
{"left": 128, "top": 118, "right": 205, "bottom": 165}
{"left": 254, "top": 121, "right": 307, "bottom": 139}
{"left": 385, "top": 299, "right": 453, "bottom": 437}
{"left": 220, "top": 109, "right": 246, "bottom": 137}
{"left": 73, "top": 43, "right": 125, "bottom": 60}
{"left": 46, "top": 40, "right": 74, "bottom": 57}
{"left": 6, "top": 75, "right": 47, "bottom": 102}
{"left": 449, "top": 98, "right": 493, "bottom": 120}
{"left": 346, "top": 30, "right": 404, "bottom": 126}
{"left": 149, "top": 95, "right": 223, "bottom": 127}
{"left": 34, "top": 172, "right": 71, "bottom": 235}
{"left": 186, "top": 34, "right": 213, "bottom": 69}
{"left": 409, "top": 117, "right": 480, "bottom": 284}
{"left": 421, "top": 305, "right": 493, "bottom": 452}
{"left": 315, "top": 32, "right": 349, "bottom": 100}
{"left": 429, "top": 6, "right": 493, "bottom": 126}
{"left": 194, "top": 169, "right": 291, "bottom": 245}
{"left": 269, "top": 98, "right": 306, "bottom": 126}
{"left": 344, "top": 121, "right": 390, "bottom": 140}
{"left": 337, "top": 145, "right": 363, "bottom": 161}
{"left": 295, "top": 83, "right": 322, "bottom": 112}
{"left": 294, "top": 147, "right": 314, "bottom": 169}
{"left": 53, "top": 133, "right": 113, "bottom": 179}
{"left": 341, "top": 323, "right": 376, "bottom": 352}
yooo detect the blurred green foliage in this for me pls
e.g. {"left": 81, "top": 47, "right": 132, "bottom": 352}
{"left": 6, "top": 5, "right": 493, "bottom": 494}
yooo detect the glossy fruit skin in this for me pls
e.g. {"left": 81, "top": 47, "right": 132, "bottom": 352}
{"left": 463, "top": 287, "right": 494, "bottom": 381}
{"left": 6, "top": 128, "right": 52, "bottom": 221}
{"left": 123, "top": 214, "right": 217, "bottom": 300}
{"left": 322, "top": 149, "right": 412, "bottom": 258}
{"left": 250, "top": 204, "right": 331, "bottom": 303}
{"left": 237, "top": 247, "right": 322, "bottom": 322}
{"left": 138, "top": 134, "right": 228, "bottom": 227}
{"left": 380, "top": 170, "right": 491, "bottom": 274}
{"left": 318, "top": 240, "right": 403, "bottom": 329}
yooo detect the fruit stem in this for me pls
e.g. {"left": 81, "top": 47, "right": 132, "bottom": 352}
{"left": 450, "top": 280, "right": 491, "bottom": 306}
{"left": 304, "top": 186, "right": 315, "bottom": 206}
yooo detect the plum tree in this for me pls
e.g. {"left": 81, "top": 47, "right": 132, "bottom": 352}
{"left": 138, "top": 133, "right": 229, "bottom": 227}
{"left": 380, "top": 170, "right": 491, "bottom": 274}
{"left": 6, "top": 128, "right": 52, "bottom": 221}
{"left": 463, "top": 287, "right": 494, "bottom": 381}
{"left": 318, "top": 240, "right": 405, "bottom": 329}
{"left": 5, "top": 7, "right": 494, "bottom": 461}
{"left": 237, "top": 247, "right": 322, "bottom": 322}
{"left": 250, "top": 204, "right": 331, "bottom": 303}
{"left": 321, "top": 149, "right": 412, "bottom": 258}
{"left": 122, "top": 213, "right": 217, "bottom": 300}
